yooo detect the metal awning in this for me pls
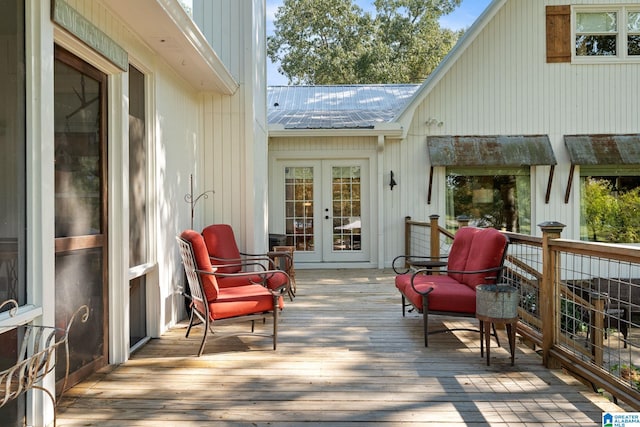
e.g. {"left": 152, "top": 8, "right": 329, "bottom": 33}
{"left": 426, "top": 135, "right": 557, "bottom": 204}
{"left": 427, "top": 135, "right": 557, "bottom": 167}
{"left": 563, "top": 134, "right": 640, "bottom": 202}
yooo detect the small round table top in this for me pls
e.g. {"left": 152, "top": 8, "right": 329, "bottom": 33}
{"left": 408, "top": 260, "right": 448, "bottom": 269}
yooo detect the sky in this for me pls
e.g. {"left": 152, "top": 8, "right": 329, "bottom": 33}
{"left": 266, "top": 0, "right": 493, "bottom": 85}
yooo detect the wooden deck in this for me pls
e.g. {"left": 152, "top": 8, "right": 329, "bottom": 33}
{"left": 57, "top": 269, "right": 623, "bottom": 426}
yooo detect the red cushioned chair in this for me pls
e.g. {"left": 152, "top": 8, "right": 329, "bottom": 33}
{"left": 201, "top": 224, "right": 294, "bottom": 299}
{"left": 395, "top": 227, "right": 509, "bottom": 346}
{"left": 177, "top": 230, "right": 290, "bottom": 356}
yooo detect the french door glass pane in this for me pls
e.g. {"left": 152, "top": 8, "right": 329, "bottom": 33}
{"left": 332, "top": 166, "right": 361, "bottom": 251}
{"left": 284, "top": 167, "right": 314, "bottom": 251}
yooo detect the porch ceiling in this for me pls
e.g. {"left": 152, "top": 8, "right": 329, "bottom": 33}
{"left": 106, "top": 0, "right": 238, "bottom": 94}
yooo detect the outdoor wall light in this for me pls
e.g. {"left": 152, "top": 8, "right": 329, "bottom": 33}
{"left": 389, "top": 171, "right": 397, "bottom": 190}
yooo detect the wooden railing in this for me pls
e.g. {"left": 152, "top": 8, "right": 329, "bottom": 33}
{"left": 402, "top": 216, "right": 640, "bottom": 409}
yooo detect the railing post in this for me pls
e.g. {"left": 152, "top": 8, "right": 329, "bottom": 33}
{"left": 457, "top": 215, "right": 470, "bottom": 228}
{"left": 404, "top": 216, "right": 412, "bottom": 267}
{"left": 429, "top": 214, "right": 440, "bottom": 259}
{"left": 539, "top": 221, "right": 566, "bottom": 368}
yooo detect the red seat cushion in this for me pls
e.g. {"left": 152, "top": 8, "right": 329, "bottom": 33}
{"left": 180, "top": 229, "right": 219, "bottom": 301}
{"left": 395, "top": 274, "right": 476, "bottom": 313}
{"left": 201, "top": 224, "right": 242, "bottom": 274}
{"left": 210, "top": 284, "right": 283, "bottom": 320}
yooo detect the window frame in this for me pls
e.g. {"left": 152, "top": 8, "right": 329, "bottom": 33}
{"left": 573, "top": 5, "right": 640, "bottom": 63}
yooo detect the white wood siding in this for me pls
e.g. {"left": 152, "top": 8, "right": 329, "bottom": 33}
{"left": 195, "top": 0, "right": 268, "bottom": 253}
{"left": 396, "top": 0, "right": 640, "bottom": 251}
{"left": 45, "top": 0, "right": 205, "bottom": 355}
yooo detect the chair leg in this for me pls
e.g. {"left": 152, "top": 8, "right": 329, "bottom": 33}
{"left": 197, "top": 316, "right": 210, "bottom": 357}
{"left": 422, "top": 295, "right": 429, "bottom": 347}
{"left": 401, "top": 294, "right": 406, "bottom": 317}
{"left": 185, "top": 308, "right": 196, "bottom": 338}
{"left": 273, "top": 307, "right": 279, "bottom": 350}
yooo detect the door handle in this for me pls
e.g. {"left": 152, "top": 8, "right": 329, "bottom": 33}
{"left": 325, "top": 215, "right": 329, "bottom": 220}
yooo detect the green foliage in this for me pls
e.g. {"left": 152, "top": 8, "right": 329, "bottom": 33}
{"left": 582, "top": 178, "right": 640, "bottom": 243}
{"left": 267, "top": 0, "right": 463, "bottom": 84}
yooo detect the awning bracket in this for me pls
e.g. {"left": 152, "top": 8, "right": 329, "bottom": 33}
{"left": 545, "top": 165, "right": 555, "bottom": 204}
{"left": 564, "top": 164, "right": 575, "bottom": 204}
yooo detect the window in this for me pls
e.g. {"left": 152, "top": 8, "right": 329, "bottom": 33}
{"left": 574, "top": 7, "right": 640, "bottom": 60}
{"left": 580, "top": 168, "right": 640, "bottom": 243}
{"left": 128, "top": 65, "right": 149, "bottom": 351}
{"left": 446, "top": 168, "right": 531, "bottom": 234}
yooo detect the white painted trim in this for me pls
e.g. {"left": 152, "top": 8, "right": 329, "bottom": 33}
{"left": 26, "top": 1, "right": 56, "bottom": 425}
{"left": 108, "top": 72, "right": 129, "bottom": 365}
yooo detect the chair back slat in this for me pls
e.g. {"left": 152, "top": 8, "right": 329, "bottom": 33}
{"left": 177, "top": 236, "right": 208, "bottom": 314}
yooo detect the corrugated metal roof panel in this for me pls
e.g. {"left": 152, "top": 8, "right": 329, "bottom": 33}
{"left": 564, "top": 134, "right": 640, "bottom": 165}
{"left": 427, "top": 135, "right": 557, "bottom": 167}
{"left": 267, "top": 85, "right": 420, "bottom": 129}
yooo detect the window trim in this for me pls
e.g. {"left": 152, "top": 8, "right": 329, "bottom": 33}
{"left": 572, "top": 5, "right": 640, "bottom": 63}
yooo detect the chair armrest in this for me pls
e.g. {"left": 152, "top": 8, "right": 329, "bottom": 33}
{"left": 208, "top": 257, "right": 268, "bottom": 271}
{"left": 213, "top": 269, "right": 292, "bottom": 293}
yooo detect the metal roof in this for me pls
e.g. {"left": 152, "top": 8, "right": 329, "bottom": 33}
{"left": 268, "top": 85, "right": 420, "bottom": 129}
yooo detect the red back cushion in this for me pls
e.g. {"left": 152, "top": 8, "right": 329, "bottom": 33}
{"left": 459, "top": 227, "right": 508, "bottom": 289}
{"left": 446, "top": 227, "right": 480, "bottom": 283}
{"left": 201, "top": 224, "right": 242, "bottom": 274}
{"left": 180, "top": 229, "right": 219, "bottom": 301}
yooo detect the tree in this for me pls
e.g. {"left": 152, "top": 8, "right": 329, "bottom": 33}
{"left": 267, "top": 0, "right": 463, "bottom": 85}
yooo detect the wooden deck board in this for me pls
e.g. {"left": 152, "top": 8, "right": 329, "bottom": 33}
{"left": 56, "top": 269, "right": 622, "bottom": 426}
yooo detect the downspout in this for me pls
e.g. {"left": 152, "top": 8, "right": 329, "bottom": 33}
{"left": 377, "top": 135, "right": 385, "bottom": 269}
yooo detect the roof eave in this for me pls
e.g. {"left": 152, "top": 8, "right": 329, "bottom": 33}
{"left": 268, "top": 123, "right": 404, "bottom": 138}
{"left": 107, "top": 0, "right": 239, "bottom": 94}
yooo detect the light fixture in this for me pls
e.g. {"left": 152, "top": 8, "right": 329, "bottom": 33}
{"left": 389, "top": 171, "right": 397, "bottom": 190}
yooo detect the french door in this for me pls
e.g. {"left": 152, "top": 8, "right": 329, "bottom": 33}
{"left": 54, "top": 46, "right": 108, "bottom": 389}
{"left": 279, "top": 159, "right": 369, "bottom": 263}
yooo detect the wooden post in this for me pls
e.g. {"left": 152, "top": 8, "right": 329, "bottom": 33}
{"left": 457, "top": 215, "right": 470, "bottom": 228}
{"left": 429, "top": 215, "right": 440, "bottom": 259}
{"left": 404, "top": 216, "right": 412, "bottom": 268}
{"left": 539, "top": 221, "right": 565, "bottom": 368}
